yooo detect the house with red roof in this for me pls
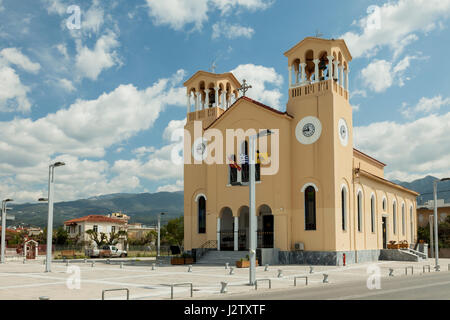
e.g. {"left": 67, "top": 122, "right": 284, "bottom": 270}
{"left": 64, "top": 215, "right": 127, "bottom": 250}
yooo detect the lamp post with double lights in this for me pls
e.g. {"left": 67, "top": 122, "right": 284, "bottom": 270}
{"left": 1, "top": 199, "right": 13, "bottom": 264}
{"left": 248, "top": 129, "right": 272, "bottom": 286}
{"left": 45, "top": 162, "right": 65, "bottom": 272}
{"left": 157, "top": 212, "right": 166, "bottom": 257}
{"left": 432, "top": 177, "right": 450, "bottom": 269}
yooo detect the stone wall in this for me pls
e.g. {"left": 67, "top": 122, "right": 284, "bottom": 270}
{"left": 279, "top": 250, "right": 381, "bottom": 266}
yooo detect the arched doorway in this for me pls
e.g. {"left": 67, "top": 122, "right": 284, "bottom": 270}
{"left": 258, "top": 205, "right": 274, "bottom": 248}
{"left": 219, "top": 207, "right": 234, "bottom": 251}
{"left": 238, "top": 206, "right": 249, "bottom": 250}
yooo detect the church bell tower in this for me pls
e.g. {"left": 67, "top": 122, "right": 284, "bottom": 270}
{"left": 284, "top": 37, "right": 354, "bottom": 251}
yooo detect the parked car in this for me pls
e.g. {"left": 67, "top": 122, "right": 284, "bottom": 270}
{"left": 86, "top": 245, "right": 127, "bottom": 258}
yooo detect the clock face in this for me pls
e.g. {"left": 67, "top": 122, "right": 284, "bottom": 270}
{"left": 192, "top": 137, "right": 207, "bottom": 161}
{"left": 302, "top": 123, "right": 315, "bottom": 137}
{"left": 295, "top": 116, "right": 322, "bottom": 145}
{"left": 338, "top": 118, "right": 349, "bottom": 146}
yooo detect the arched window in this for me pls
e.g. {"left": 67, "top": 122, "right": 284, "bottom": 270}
{"left": 382, "top": 198, "right": 386, "bottom": 211}
{"left": 198, "top": 196, "right": 206, "bottom": 234}
{"left": 371, "top": 195, "right": 375, "bottom": 233}
{"left": 393, "top": 202, "right": 397, "bottom": 235}
{"left": 402, "top": 203, "right": 405, "bottom": 236}
{"left": 305, "top": 186, "right": 316, "bottom": 230}
{"left": 341, "top": 187, "right": 347, "bottom": 231}
{"left": 357, "top": 191, "right": 363, "bottom": 232}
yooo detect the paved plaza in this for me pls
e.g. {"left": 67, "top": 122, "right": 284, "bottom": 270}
{"left": 0, "top": 258, "right": 449, "bottom": 300}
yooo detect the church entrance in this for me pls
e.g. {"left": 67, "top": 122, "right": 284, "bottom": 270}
{"left": 258, "top": 205, "right": 274, "bottom": 248}
{"left": 219, "top": 207, "right": 234, "bottom": 251}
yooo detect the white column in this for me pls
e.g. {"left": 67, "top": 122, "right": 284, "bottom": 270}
{"left": 327, "top": 55, "right": 334, "bottom": 80}
{"left": 288, "top": 65, "right": 292, "bottom": 88}
{"left": 234, "top": 216, "right": 239, "bottom": 251}
{"left": 345, "top": 68, "right": 350, "bottom": 92}
{"left": 186, "top": 93, "right": 191, "bottom": 113}
{"left": 200, "top": 91, "right": 205, "bottom": 110}
{"left": 339, "top": 66, "right": 344, "bottom": 87}
{"left": 217, "top": 217, "right": 221, "bottom": 251}
{"left": 214, "top": 87, "right": 219, "bottom": 107}
{"left": 205, "top": 89, "right": 210, "bottom": 108}
{"left": 221, "top": 91, "right": 226, "bottom": 109}
{"left": 300, "top": 63, "right": 306, "bottom": 84}
{"left": 333, "top": 61, "right": 339, "bottom": 80}
{"left": 194, "top": 92, "right": 199, "bottom": 111}
{"left": 313, "top": 59, "right": 320, "bottom": 83}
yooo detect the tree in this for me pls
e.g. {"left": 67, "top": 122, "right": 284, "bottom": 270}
{"left": 85, "top": 229, "right": 106, "bottom": 247}
{"left": 54, "top": 226, "right": 69, "bottom": 245}
{"left": 106, "top": 230, "right": 127, "bottom": 245}
{"left": 161, "top": 217, "right": 184, "bottom": 251}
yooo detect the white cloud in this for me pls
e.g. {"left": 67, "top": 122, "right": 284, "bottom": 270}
{"left": 212, "top": 21, "right": 255, "bottom": 39}
{"left": 341, "top": 0, "right": 450, "bottom": 58}
{"left": 56, "top": 78, "right": 76, "bottom": 92}
{"left": 145, "top": 0, "right": 272, "bottom": 31}
{"left": 360, "top": 56, "right": 419, "bottom": 92}
{"left": 0, "top": 48, "right": 41, "bottom": 73}
{"left": 157, "top": 180, "right": 183, "bottom": 192}
{"left": 145, "top": 0, "right": 209, "bottom": 31}
{"left": 0, "top": 70, "right": 186, "bottom": 202}
{"left": 83, "top": 1, "right": 104, "bottom": 35}
{"left": 401, "top": 95, "right": 450, "bottom": 119}
{"left": 75, "top": 31, "right": 121, "bottom": 80}
{"left": 354, "top": 111, "right": 450, "bottom": 182}
{"left": 43, "top": 0, "right": 66, "bottom": 15}
{"left": 230, "top": 64, "right": 283, "bottom": 109}
{"left": 0, "top": 66, "right": 31, "bottom": 113}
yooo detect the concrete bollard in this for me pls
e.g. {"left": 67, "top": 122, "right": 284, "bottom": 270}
{"left": 23, "top": 258, "right": 26, "bottom": 264}
{"left": 39, "top": 296, "right": 50, "bottom": 300}
{"left": 264, "top": 264, "right": 269, "bottom": 272}
{"left": 106, "top": 259, "right": 110, "bottom": 265}
{"left": 389, "top": 268, "right": 394, "bottom": 277}
{"left": 152, "top": 263, "right": 156, "bottom": 270}
{"left": 435, "top": 265, "right": 440, "bottom": 272}
{"left": 220, "top": 282, "right": 228, "bottom": 294}
{"left": 322, "top": 274, "right": 329, "bottom": 283}
{"left": 277, "top": 269, "right": 283, "bottom": 278}
{"left": 66, "top": 261, "right": 69, "bottom": 267}
{"left": 229, "top": 267, "right": 234, "bottom": 275}
{"left": 188, "top": 265, "right": 193, "bottom": 272}
{"left": 84, "top": 258, "right": 87, "bottom": 263}
{"left": 448, "top": 264, "right": 450, "bottom": 271}
{"left": 225, "top": 262, "right": 229, "bottom": 270}
{"left": 120, "top": 262, "right": 124, "bottom": 269}
{"left": 43, "top": 259, "right": 46, "bottom": 265}
{"left": 309, "top": 266, "right": 314, "bottom": 274}
{"left": 91, "top": 261, "right": 95, "bottom": 268}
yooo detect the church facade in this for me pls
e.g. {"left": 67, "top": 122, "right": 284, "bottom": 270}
{"left": 182, "top": 37, "right": 419, "bottom": 265}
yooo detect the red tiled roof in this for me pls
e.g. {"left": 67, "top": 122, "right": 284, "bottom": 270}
{"left": 0, "top": 227, "right": 18, "bottom": 233}
{"left": 64, "top": 215, "right": 126, "bottom": 225}
{"left": 204, "top": 96, "right": 293, "bottom": 130}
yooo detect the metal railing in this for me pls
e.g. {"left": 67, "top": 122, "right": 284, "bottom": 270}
{"left": 165, "top": 283, "right": 194, "bottom": 300}
{"left": 255, "top": 279, "right": 271, "bottom": 290}
{"left": 294, "top": 276, "right": 308, "bottom": 286}
{"left": 102, "top": 288, "right": 129, "bottom": 300}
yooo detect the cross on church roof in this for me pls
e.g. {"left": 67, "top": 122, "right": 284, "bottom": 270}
{"left": 238, "top": 79, "right": 252, "bottom": 97}
{"left": 314, "top": 29, "right": 324, "bottom": 38}
{"left": 210, "top": 61, "right": 217, "bottom": 73}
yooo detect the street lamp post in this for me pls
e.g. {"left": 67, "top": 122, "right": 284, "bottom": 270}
{"left": 157, "top": 212, "right": 166, "bottom": 257}
{"left": 1, "top": 199, "right": 13, "bottom": 264}
{"left": 433, "top": 177, "right": 450, "bottom": 269}
{"left": 45, "top": 162, "right": 65, "bottom": 272}
{"left": 248, "top": 129, "right": 272, "bottom": 286}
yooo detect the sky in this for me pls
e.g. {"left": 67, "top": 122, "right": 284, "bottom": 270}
{"left": 0, "top": 0, "right": 449, "bottom": 203}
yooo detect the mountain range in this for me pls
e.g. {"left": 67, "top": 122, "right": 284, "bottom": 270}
{"left": 9, "top": 191, "right": 184, "bottom": 228}
{"left": 6, "top": 176, "right": 450, "bottom": 228}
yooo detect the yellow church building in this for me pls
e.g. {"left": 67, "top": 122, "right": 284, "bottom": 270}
{"left": 182, "top": 37, "right": 420, "bottom": 265}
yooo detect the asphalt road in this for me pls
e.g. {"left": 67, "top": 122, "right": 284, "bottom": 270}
{"left": 214, "top": 272, "right": 450, "bottom": 300}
